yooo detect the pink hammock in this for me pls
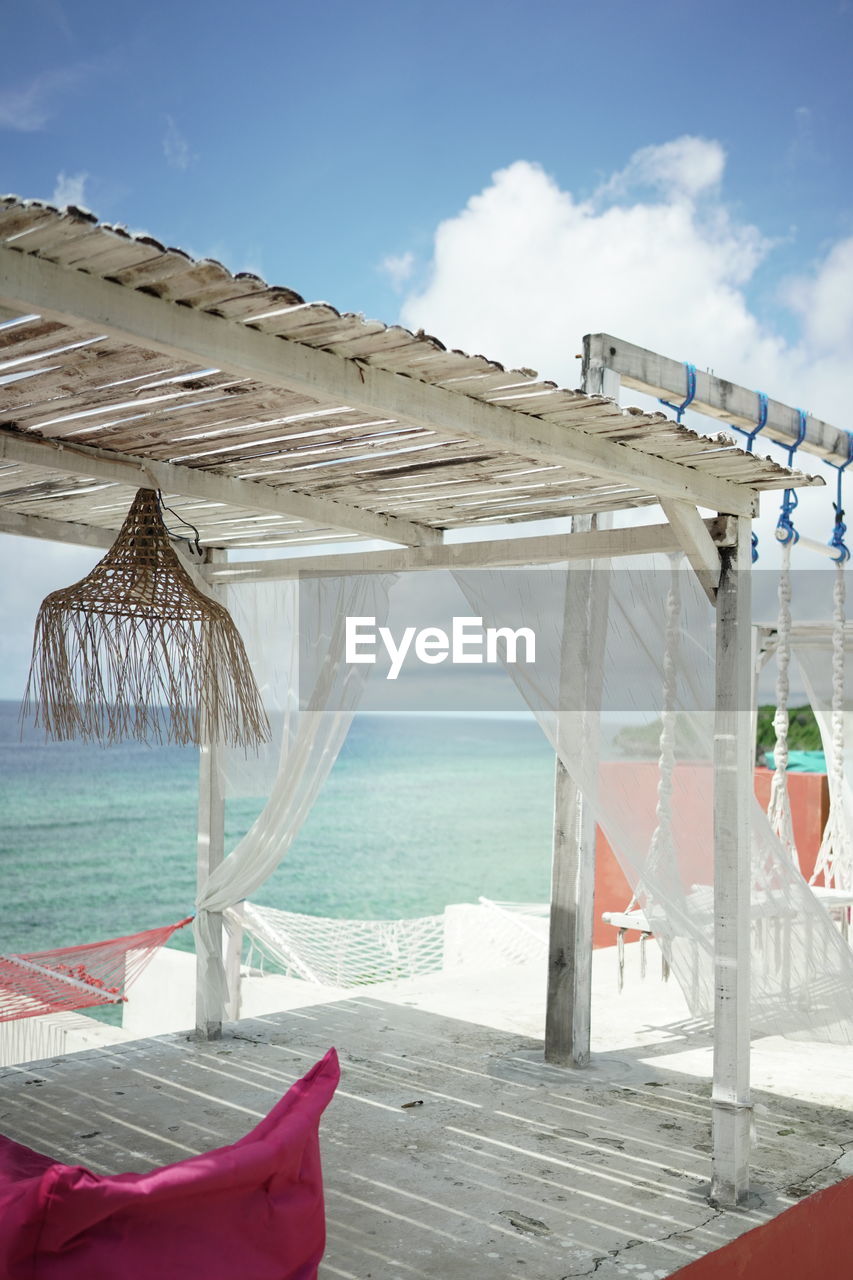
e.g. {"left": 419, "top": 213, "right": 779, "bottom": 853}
{"left": 0, "top": 1047, "right": 339, "bottom": 1280}
{"left": 0, "top": 918, "right": 193, "bottom": 1022}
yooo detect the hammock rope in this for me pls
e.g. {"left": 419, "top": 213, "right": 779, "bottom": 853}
{"left": 810, "top": 441, "right": 853, "bottom": 889}
{"left": 0, "top": 918, "right": 192, "bottom": 1023}
{"left": 810, "top": 562, "right": 852, "bottom": 889}
{"left": 767, "top": 539, "right": 798, "bottom": 864}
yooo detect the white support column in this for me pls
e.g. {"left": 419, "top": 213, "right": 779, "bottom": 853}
{"left": 545, "top": 516, "right": 609, "bottom": 1066}
{"left": 659, "top": 497, "right": 722, "bottom": 604}
{"left": 711, "top": 514, "right": 753, "bottom": 1205}
{"left": 195, "top": 547, "right": 227, "bottom": 1040}
{"left": 546, "top": 758, "right": 597, "bottom": 1065}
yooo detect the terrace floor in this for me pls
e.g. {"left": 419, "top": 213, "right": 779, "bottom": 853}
{"left": 3, "top": 950, "right": 853, "bottom": 1279}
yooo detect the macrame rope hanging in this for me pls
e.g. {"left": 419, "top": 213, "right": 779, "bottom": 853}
{"left": 767, "top": 412, "right": 810, "bottom": 867}
{"left": 23, "top": 488, "right": 270, "bottom": 748}
{"left": 767, "top": 537, "right": 798, "bottom": 866}
{"left": 811, "top": 440, "right": 853, "bottom": 890}
{"left": 810, "top": 563, "right": 851, "bottom": 889}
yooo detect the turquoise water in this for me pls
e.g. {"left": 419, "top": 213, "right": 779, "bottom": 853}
{"left": 1, "top": 703, "right": 555, "bottom": 958}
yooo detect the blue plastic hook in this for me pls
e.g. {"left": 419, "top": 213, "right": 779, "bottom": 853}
{"left": 660, "top": 363, "right": 697, "bottom": 423}
{"left": 776, "top": 410, "right": 808, "bottom": 547}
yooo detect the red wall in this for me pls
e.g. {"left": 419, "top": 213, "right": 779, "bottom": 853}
{"left": 592, "top": 768, "right": 829, "bottom": 948}
{"left": 669, "top": 1176, "right": 853, "bottom": 1279}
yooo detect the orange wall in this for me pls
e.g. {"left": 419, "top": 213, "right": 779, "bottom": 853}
{"left": 592, "top": 768, "right": 829, "bottom": 949}
{"left": 669, "top": 1176, "right": 853, "bottom": 1279}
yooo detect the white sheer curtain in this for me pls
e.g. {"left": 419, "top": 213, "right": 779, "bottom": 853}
{"left": 194, "top": 573, "right": 395, "bottom": 1020}
{"left": 454, "top": 559, "right": 853, "bottom": 1044}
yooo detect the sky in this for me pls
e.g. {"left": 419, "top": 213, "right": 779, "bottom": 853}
{"left": 1, "top": 0, "right": 853, "bottom": 698}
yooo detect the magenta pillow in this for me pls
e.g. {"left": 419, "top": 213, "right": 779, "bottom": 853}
{"left": 0, "top": 1047, "right": 339, "bottom": 1280}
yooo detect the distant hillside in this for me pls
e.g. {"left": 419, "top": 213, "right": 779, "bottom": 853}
{"left": 755, "top": 704, "right": 821, "bottom": 752}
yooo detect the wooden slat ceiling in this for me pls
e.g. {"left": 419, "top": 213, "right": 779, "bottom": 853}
{"left": 0, "top": 197, "right": 816, "bottom": 550}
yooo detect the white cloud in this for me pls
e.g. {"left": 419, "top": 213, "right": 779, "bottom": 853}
{"left": 163, "top": 115, "right": 191, "bottom": 170}
{"left": 603, "top": 135, "right": 726, "bottom": 199}
{"left": 0, "top": 67, "right": 85, "bottom": 132}
{"left": 784, "top": 236, "right": 853, "bottom": 354}
{"left": 400, "top": 155, "right": 778, "bottom": 390}
{"left": 398, "top": 143, "right": 853, "bottom": 560}
{"left": 380, "top": 251, "right": 415, "bottom": 291}
{"left": 52, "top": 170, "right": 88, "bottom": 208}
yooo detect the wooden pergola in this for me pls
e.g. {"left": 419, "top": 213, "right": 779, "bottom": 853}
{"left": 0, "top": 198, "right": 823, "bottom": 1208}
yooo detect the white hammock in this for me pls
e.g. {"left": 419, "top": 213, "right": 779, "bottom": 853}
{"left": 232, "top": 902, "right": 445, "bottom": 987}
{"left": 230, "top": 899, "right": 548, "bottom": 989}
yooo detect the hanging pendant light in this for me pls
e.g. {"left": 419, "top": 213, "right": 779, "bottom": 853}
{"left": 23, "top": 488, "right": 270, "bottom": 748}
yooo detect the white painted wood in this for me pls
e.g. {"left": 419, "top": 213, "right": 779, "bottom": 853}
{"left": 580, "top": 362, "right": 621, "bottom": 401}
{"left": 545, "top": 514, "right": 609, "bottom": 1067}
{"left": 585, "top": 333, "right": 851, "bottom": 466}
{"left": 195, "top": 549, "right": 227, "bottom": 1040}
{"left": 206, "top": 518, "right": 737, "bottom": 582}
{"left": 787, "top": 533, "right": 846, "bottom": 561}
{"left": 711, "top": 515, "right": 753, "bottom": 1206}
{"left": 0, "top": 427, "right": 437, "bottom": 548}
{"left": 601, "top": 909, "right": 651, "bottom": 933}
{"left": 0, "top": 248, "right": 759, "bottom": 515}
{"left": 0, "top": 508, "right": 115, "bottom": 549}
{"left": 659, "top": 497, "right": 722, "bottom": 603}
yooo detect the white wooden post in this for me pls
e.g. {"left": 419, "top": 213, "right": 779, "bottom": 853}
{"left": 545, "top": 359, "right": 619, "bottom": 1067}
{"left": 711, "top": 515, "right": 753, "bottom": 1205}
{"left": 545, "top": 516, "right": 609, "bottom": 1066}
{"left": 195, "top": 547, "right": 227, "bottom": 1039}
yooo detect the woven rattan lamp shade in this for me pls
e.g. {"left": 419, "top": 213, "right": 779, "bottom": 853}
{"left": 23, "top": 489, "right": 270, "bottom": 748}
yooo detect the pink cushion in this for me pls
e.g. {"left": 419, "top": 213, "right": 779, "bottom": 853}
{"left": 0, "top": 1047, "right": 339, "bottom": 1280}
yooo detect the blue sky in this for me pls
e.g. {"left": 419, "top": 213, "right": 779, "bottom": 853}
{"left": 2, "top": 0, "right": 853, "bottom": 696}
{"left": 3, "top": 0, "right": 851, "bottom": 320}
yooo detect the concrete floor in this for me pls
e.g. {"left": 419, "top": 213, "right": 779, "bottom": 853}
{"left": 2, "top": 956, "right": 853, "bottom": 1280}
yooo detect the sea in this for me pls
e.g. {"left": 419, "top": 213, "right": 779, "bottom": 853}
{"left": 1, "top": 702, "right": 556, "bottom": 960}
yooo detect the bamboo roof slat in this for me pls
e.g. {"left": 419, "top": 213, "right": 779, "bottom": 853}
{"left": 211, "top": 284, "right": 307, "bottom": 320}
{"left": 0, "top": 197, "right": 820, "bottom": 550}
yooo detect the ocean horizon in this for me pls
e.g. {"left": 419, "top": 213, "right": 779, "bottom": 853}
{"left": 1, "top": 701, "right": 557, "bottom": 961}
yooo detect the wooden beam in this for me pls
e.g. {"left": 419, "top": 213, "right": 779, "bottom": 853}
{"left": 711, "top": 516, "right": 753, "bottom": 1206}
{"left": 0, "top": 507, "right": 115, "bottom": 549}
{"left": 206, "top": 518, "right": 737, "bottom": 583}
{"left": 0, "top": 248, "right": 759, "bottom": 515}
{"left": 659, "top": 497, "right": 722, "bottom": 603}
{"left": 0, "top": 428, "right": 438, "bottom": 548}
{"left": 585, "top": 333, "right": 851, "bottom": 466}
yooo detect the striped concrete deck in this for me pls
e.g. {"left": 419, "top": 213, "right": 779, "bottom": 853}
{"left": 2, "top": 990, "right": 852, "bottom": 1279}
